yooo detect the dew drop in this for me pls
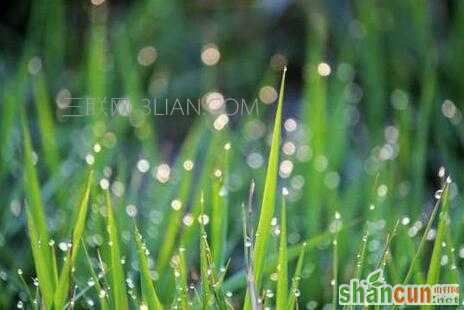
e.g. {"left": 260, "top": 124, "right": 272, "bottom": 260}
{"left": 198, "top": 214, "right": 210, "bottom": 225}
{"left": 171, "top": 199, "right": 182, "bottom": 211}
{"left": 99, "top": 289, "right": 106, "bottom": 298}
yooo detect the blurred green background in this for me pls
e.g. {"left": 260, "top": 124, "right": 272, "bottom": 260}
{"left": 1, "top": 0, "right": 464, "bottom": 308}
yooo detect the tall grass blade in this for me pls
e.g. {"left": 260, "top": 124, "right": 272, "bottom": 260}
{"left": 252, "top": 67, "right": 286, "bottom": 289}
{"left": 25, "top": 209, "right": 54, "bottom": 308}
{"left": 82, "top": 243, "right": 109, "bottom": 310}
{"left": 402, "top": 183, "right": 449, "bottom": 286}
{"left": 288, "top": 242, "right": 307, "bottom": 309}
{"left": 22, "top": 112, "right": 55, "bottom": 307}
{"left": 22, "top": 112, "right": 51, "bottom": 254}
{"left": 105, "top": 190, "right": 129, "bottom": 310}
{"left": 54, "top": 170, "right": 94, "bottom": 309}
{"left": 211, "top": 147, "right": 229, "bottom": 267}
{"left": 156, "top": 121, "right": 206, "bottom": 276}
{"left": 173, "top": 248, "right": 189, "bottom": 310}
{"left": 332, "top": 222, "right": 339, "bottom": 310}
{"left": 32, "top": 73, "right": 60, "bottom": 173}
{"left": 276, "top": 194, "right": 288, "bottom": 310}
{"left": 425, "top": 184, "right": 450, "bottom": 284}
{"left": 199, "top": 192, "right": 212, "bottom": 308}
{"left": 134, "top": 226, "right": 163, "bottom": 310}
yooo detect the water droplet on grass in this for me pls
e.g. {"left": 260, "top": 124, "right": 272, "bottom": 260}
{"left": 198, "top": 214, "right": 209, "bottom": 225}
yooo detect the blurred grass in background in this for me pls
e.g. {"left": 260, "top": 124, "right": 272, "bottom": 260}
{"left": 0, "top": 0, "right": 464, "bottom": 308}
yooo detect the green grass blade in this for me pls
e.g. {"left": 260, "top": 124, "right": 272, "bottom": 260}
{"left": 200, "top": 231, "right": 212, "bottom": 308}
{"left": 225, "top": 220, "right": 360, "bottom": 292}
{"left": 32, "top": 73, "right": 60, "bottom": 173}
{"left": 156, "top": 121, "right": 206, "bottom": 276}
{"left": 22, "top": 112, "right": 56, "bottom": 307}
{"left": 134, "top": 226, "right": 163, "bottom": 310}
{"left": 177, "top": 130, "right": 226, "bottom": 255}
{"left": 402, "top": 184, "right": 449, "bottom": 286}
{"left": 276, "top": 193, "right": 288, "bottom": 310}
{"left": 0, "top": 59, "right": 28, "bottom": 182}
{"left": 70, "top": 171, "right": 94, "bottom": 262}
{"left": 211, "top": 148, "right": 228, "bottom": 267}
{"left": 252, "top": 67, "right": 286, "bottom": 289}
{"left": 426, "top": 184, "right": 450, "bottom": 284}
{"left": 346, "top": 232, "right": 369, "bottom": 310}
{"left": 82, "top": 243, "right": 110, "bottom": 310}
{"left": 51, "top": 243, "right": 59, "bottom": 287}
{"left": 172, "top": 248, "right": 189, "bottom": 310}
{"left": 105, "top": 190, "right": 129, "bottom": 310}
{"left": 376, "top": 220, "right": 399, "bottom": 270}
{"left": 53, "top": 170, "right": 94, "bottom": 309}
{"left": 199, "top": 192, "right": 212, "bottom": 309}
{"left": 354, "top": 231, "right": 368, "bottom": 283}
{"left": 288, "top": 242, "right": 307, "bottom": 309}
{"left": 22, "top": 112, "right": 51, "bottom": 253}
{"left": 25, "top": 209, "right": 54, "bottom": 308}
{"left": 332, "top": 219, "right": 339, "bottom": 310}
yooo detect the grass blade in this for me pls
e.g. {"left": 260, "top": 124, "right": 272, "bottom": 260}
{"left": 288, "top": 242, "right": 307, "bottom": 309}
{"left": 276, "top": 193, "right": 288, "bottom": 310}
{"left": 199, "top": 192, "right": 212, "bottom": 308}
{"left": 53, "top": 170, "right": 94, "bottom": 309}
{"left": 426, "top": 183, "right": 450, "bottom": 284}
{"left": 211, "top": 147, "right": 229, "bottom": 267}
{"left": 402, "top": 183, "right": 449, "bottom": 286}
{"left": 32, "top": 73, "right": 60, "bottom": 173}
{"left": 82, "top": 243, "right": 110, "bottom": 310}
{"left": 105, "top": 190, "right": 129, "bottom": 310}
{"left": 252, "top": 66, "right": 286, "bottom": 289}
{"left": 172, "top": 248, "right": 189, "bottom": 310}
{"left": 332, "top": 217, "right": 339, "bottom": 310}
{"left": 156, "top": 121, "right": 206, "bottom": 276}
{"left": 25, "top": 209, "right": 54, "bottom": 308}
{"left": 225, "top": 220, "right": 360, "bottom": 292}
{"left": 22, "top": 112, "right": 55, "bottom": 307}
{"left": 200, "top": 231, "right": 212, "bottom": 308}
{"left": 134, "top": 226, "right": 163, "bottom": 310}
{"left": 22, "top": 112, "right": 51, "bottom": 255}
